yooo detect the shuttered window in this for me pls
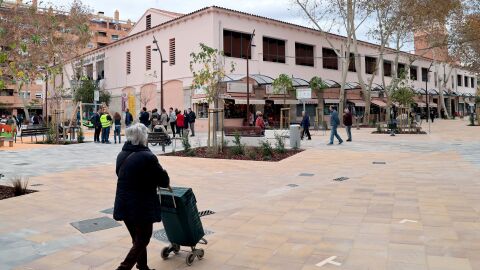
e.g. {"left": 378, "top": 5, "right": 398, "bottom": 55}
{"left": 126, "top": 51, "right": 131, "bottom": 74}
{"left": 146, "top": 46, "right": 151, "bottom": 70}
{"left": 169, "top": 38, "right": 175, "bottom": 65}
{"left": 146, "top": 14, "right": 151, "bottom": 30}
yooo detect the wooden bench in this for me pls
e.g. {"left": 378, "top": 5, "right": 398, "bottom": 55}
{"left": 16, "top": 126, "right": 50, "bottom": 143}
{"left": 148, "top": 131, "right": 171, "bottom": 152}
{"left": 224, "top": 126, "right": 263, "bottom": 137}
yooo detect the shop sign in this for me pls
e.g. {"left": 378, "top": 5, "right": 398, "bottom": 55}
{"left": 266, "top": 85, "right": 286, "bottom": 94}
{"left": 226, "top": 82, "right": 253, "bottom": 93}
{"left": 194, "top": 86, "right": 207, "bottom": 95}
{"left": 296, "top": 88, "right": 312, "bottom": 99}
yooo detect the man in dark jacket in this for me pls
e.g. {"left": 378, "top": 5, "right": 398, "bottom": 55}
{"left": 91, "top": 109, "right": 102, "bottom": 143}
{"left": 343, "top": 108, "right": 353, "bottom": 141}
{"left": 300, "top": 111, "right": 311, "bottom": 140}
{"left": 139, "top": 107, "right": 150, "bottom": 127}
{"left": 125, "top": 108, "right": 133, "bottom": 127}
{"left": 187, "top": 108, "right": 196, "bottom": 137}
{"left": 328, "top": 105, "right": 343, "bottom": 145}
{"left": 114, "top": 123, "right": 170, "bottom": 270}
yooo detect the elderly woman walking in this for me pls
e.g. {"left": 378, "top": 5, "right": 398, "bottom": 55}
{"left": 114, "top": 123, "right": 170, "bottom": 270}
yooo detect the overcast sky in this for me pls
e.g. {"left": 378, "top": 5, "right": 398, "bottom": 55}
{"left": 43, "top": 0, "right": 414, "bottom": 51}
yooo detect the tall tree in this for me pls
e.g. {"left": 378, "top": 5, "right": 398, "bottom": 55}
{"left": 309, "top": 76, "right": 328, "bottom": 124}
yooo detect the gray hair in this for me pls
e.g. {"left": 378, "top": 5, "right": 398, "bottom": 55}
{"left": 125, "top": 123, "right": 148, "bottom": 146}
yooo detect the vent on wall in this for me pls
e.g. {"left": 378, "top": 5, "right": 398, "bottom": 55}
{"left": 146, "top": 14, "right": 151, "bottom": 30}
{"left": 169, "top": 38, "right": 175, "bottom": 65}
{"left": 146, "top": 46, "right": 151, "bottom": 70}
{"left": 126, "top": 51, "right": 131, "bottom": 74}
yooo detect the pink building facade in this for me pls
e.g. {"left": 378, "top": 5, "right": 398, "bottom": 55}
{"left": 61, "top": 6, "right": 478, "bottom": 128}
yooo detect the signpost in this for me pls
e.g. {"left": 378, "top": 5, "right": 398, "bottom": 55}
{"left": 94, "top": 90, "right": 99, "bottom": 112}
{"left": 296, "top": 88, "right": 312, "bottom": 112}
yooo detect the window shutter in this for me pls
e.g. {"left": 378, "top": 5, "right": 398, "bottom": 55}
{"left": 146, "top": 46, "right": 151, "bottom": 70}
{"left": 169, "top": 38, "right": 175, "bottom": 65}
{"left": 126, "top": 51, "right": 131, "bottom": 74}
{"left": 146, "top": 14, "right": 151, "bottom": 30}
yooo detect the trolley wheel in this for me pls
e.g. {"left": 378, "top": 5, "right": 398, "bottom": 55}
{"left": 197, "top": 249, "right": 205, "bottom": 260}
{"left": 173, "top": 244, "right": 180, "bottom": 254}
{"left": 186, "top": 252, "right": 195, "bottom": 266}
{"left": 161, "top": 247, "right": 170, "bottom": 260}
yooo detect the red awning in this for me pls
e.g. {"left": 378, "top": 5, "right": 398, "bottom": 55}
{"left": 371, "top": 99, "right": 387, "bottom": 107}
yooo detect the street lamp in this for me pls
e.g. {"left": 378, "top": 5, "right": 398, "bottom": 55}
{"left": 425, "top": 62, "right": 433, "bottom": 133}
{"left": 152, "top": 35, "right": 168, "bottom": 110}
{"left": 246, "top": 29, "right": 255, "bottom": 126}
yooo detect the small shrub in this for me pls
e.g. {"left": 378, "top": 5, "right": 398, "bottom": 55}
{"left": 245, "top": 147, "right": 258, "bottom": 160}
{"left": 45, "top": 123, "right": 56, "bottom": 144}
{"left": 260, "top": 140, "right": 273, "bottom": 158}
{"left": 206, "top": 147, "right": 217, "bottom": 158}
{"left": 11, "top": 177, "right": 29, "bottom": 196}
{"left": 222, "top": 139, "right": 229, "bottom": 149}
{"left": 274, "top": 133, "right": 286, "bottom": 154}
{"left": 181, "top": 134, "right": 191, "bottom": 152}
{"left": 231, "top": 132, "right": 245, "bottom": 155}
{"left": 77, "top": 128, "right": 84, "bottom": 143}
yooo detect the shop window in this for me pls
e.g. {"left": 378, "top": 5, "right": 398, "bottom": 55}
{"left": 223, "top": 30, "right": 252, "bottom": 59}
{"left": 169, "top": 38, "right": 175, "bottom": 65}
{"left": 322, "top": 48, "right": 337, "bottom": 70}
{"left": 195, "top": 103, "right": 209, "bottom": 118}
{"left": 296, "top": 104, "right": 317, "bottom": 117}
{"left": 457, "top": 74, "right": 462, "bottom": 86}
{"left": 126, "top": 51, "right": 131, "bottom": 75}
{"left": 365, "top": 56, "right": 377, "bottom": 74}
{"left": 410, "top": 66, "right": 418, "bottom": 81}
{"left": 146, "top": 46, "right": 151, "bottom": 71}
{"left": 296, "top": 43, "right": 314, "bottom": 67}
{"left": 263, "top": 37, "right": 286, "bottom": 63}
{"left": 421, "top": 67, "right": 429, "bottom": 82}
{"left": 146, "top": 14, "right": 151, "bottom": 30}
{"left": 348, "top": 53, "right": 356, "bottom": 72}
{"left": 383, "top": 60, "right": 392, "bottom": 77}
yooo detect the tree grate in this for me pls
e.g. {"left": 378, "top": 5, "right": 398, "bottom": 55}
{"left": 199, "top": 210, "right": 216, "bottom": 217}
{"left": 70, "top": 216, "right": 121, "bottom": 234}
{"left": 372, "top": 162, "right": 386, "bottom": 165}
{"left": 30, "top": 184, "right": 43, "bottom": 187}
{"left": 299, "top": 173, "right": 315, "bottom": 177}
{"left": 14, "top": 163, "right": 30, "bottom": 166}
{"left": 287, "top": 184, "right": 299, "bottom": 187}
{"left": 153, "top": 228, "right": 214, "bottom": 243}
{"left": 100, "top": 207, "right": 114, "bottom": 214}
{"left": 333, "top": 177, "right": 349, "bottom": 182}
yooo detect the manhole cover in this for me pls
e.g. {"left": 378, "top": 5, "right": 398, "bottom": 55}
{"left": 100, "top": 207, "right": 114, "bottom": 214}
{"left": 287, "top": 184, "right": 299, "bottom": 187}
{"left": 153, "top": 228, "right": 214, "bottom": 243}
{"left": 333, "top": 177, "right": 349, "bottom": 182}
{"left": 30, "top": 184, "right": 43, "bottom": 187}
{"left": 70, "top": 217, "right": 121, "bottom": 234}
{"left": 372, "top": 162, "right": 386, "bottom": 165}
{"left": 299, "top": 173, "right": 315, "bottom": 177}
{"left": 14, "top": 163, "right": 30, "bottom": 166}
{"left": 198, "top": 210, "right": 215, "bottom": 217}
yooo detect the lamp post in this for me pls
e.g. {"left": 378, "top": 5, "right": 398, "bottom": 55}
{"left": 152, "top": 35, "right": 168, "bottom": 110}
{"left": 246, "top": 29, "right": 255, "bottom": 126}
{"left": 426, "top": 62, "right": 433, "bottom": 133}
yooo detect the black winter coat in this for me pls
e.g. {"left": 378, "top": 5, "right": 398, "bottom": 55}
{"left": 113, "top": 143, "right": 170, "bottom": 223}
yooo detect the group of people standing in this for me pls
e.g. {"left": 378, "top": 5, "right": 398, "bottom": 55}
{"left": 139, "top": 107, "right": 196, "bottom": 137}
{"left": 91, "top": 108, "right": 124, "bottom": 144}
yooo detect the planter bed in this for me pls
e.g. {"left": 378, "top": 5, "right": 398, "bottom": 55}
{"left": 0, "top": 185, "right": 36, "bottom": 200}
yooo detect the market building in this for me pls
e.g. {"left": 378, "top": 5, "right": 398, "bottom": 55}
{"left": 60, "top": 6, "right": 478, "bottom": 130}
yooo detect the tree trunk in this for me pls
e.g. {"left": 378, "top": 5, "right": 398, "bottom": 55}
{"left": 317, "top": 90, "right": 324, "bottom": 126}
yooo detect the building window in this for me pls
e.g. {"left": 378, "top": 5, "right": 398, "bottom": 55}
{"left": 322, "top": 48, "right": 337, "bottom": 70}
{"left": 410, "top": 66, "right": 418, "bottom": 81}
{"left": 262, "top": 37, "right": 285, "bottom": 63}
{"left": 169, "top": 38, "right": 176, "bottom": 65}
{"left": 434, "top": 72, "right": 437, "bottom": 87}
{"left": 348, "top": 53, "right": 356, "bottom": 72}
{"left": 421, "top": 67, "right": 429, "bottom": 82}
{"left": 296, "top": 43, "right": 314, "bottom": 67}
{"left": 223, "top": 30, "right": 252, "bottom": 59}
{"left": 457, "top": 74, "right": 462, "bottom": 86}
{"left": 365, "top": 56, "right": 377, "bottom": 74}
{"left": 97, "top": 31, "right": 107, "bottom": 37}
{"left": 126, "top": 51, "right": 131, "bottom": 75}
{"left": 383, "top": 60, "right": 392, "bottom": 77}
{"left": 146, "top": 46, "right": 151, "bottom": 71}
{"left": 35, "top": 93, "right": 43, "bottom": 99}
{"left": 464, "top": 76, "right": 469, "bottom": 87}
{"left": 87, "top": 43, "right": 94, "bottom": 49}
{"left": 471, "top": 77, "right": 475, "bottom": 88}
{"left": 146, "top": 14, "right": 151, "bottom": 30}
{"left": 452, "top": 75, "right": 454, "bottom": 88}
{"left": 397, "top": 63, "right": 406, "bottom": 76}
{"left": 111, "top": 35, "right": 119, "bottom": 41}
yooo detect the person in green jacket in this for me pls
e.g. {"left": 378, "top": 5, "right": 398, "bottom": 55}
{"left": 100, "top": 110, "right": 113, "bottom": 144}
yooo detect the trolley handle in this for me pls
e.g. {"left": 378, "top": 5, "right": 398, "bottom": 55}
{"left": 158, "top": 186, "right": 176, "bottom": 208}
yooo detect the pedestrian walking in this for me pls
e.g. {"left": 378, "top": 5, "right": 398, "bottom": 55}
{"left": 169, "top": 107, "right": 177, "bottom": 137}
{"left": 113, "top": 112, "right": 122, "bottom": 144}
{"left": 113, "top": 123, "right": 170, "bottom": 270}
{"left": 300, "top": 111, "right": 311, "bottom": 140}
{"left": 176, "top": 110, "right": 184, "bottom": 137}
{"left": 328, "top": 106, "right": 343, "bottom": 145}
{"left": 183, "top": 110, "right": 190, "bottom": 131}
{"left": 139, "top": 107, "right": 150, "bottom": 127}
{"left": 187, "top": 108, "right": 196, "bottom": 137}
{"left": 125, "top": 109, "right": 133, "bottom": 127}
{"left": 255, "top": 111, "right": 265, "bottom": 135}
{"left": 343, "top": 108, "right": 353, "bottom": 142}
{"left": 100, "top": 110, "right": 113, "bottom": 143}
{"left": 160, "top": 109, "right": 168, "bottom": 131}
{"left": 91, "top": 109, "right": 102, "bottom": 143}
{"left": 430, "top": 110, "right": 435, "bottom": 123}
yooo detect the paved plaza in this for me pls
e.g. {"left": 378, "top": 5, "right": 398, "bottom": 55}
{"left": 1, "top": 119, "right": 480, "bottom": 270}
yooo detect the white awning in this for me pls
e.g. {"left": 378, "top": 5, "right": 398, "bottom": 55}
{"left": 371, "top": 99, "right": 387, "bottom": 107}
{"left": 272, "top": 99, "right": 299, "bottom": 105}
{"left": 234, "top": 99, "right": 265, "bottom": 105}
{"left": 416, "top": 102, "right": 427, "bottom": 107}
{"left": 348, "top": 100, "right": 366, "bottom": 107}
{"left": 324, "top": 99, "right": 339, "bottom": 104}
{"left": 192, "top": 98, "right": 208, "bottom": 104}
{"left": 429, "top": 102, "right": 438, "bottom": 108}
{"left": 298, "top": 99, "right": 318, "bottom": 104}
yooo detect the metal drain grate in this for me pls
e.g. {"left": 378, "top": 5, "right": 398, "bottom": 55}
{"left": 299, "top": 173, "right": 315, "bottom": 177}
{"left": 100, "top": 207, "right": 114, "bottom": 214}
{"left": 70, "top": 217, "right": 121, "bottom": 234}
{"left": 199, "top": 210, "right": 215, "bottom": 217}
{"left": 333, "top": 177, "right": 349, "bottom": 182}
{"left": 372, "top": 162, "right": 386, "bottom": 165}
{"left": 287, "top": 184, "right": 299, "bottom": 187}
{"left": 14, "top": 163, "right": 30, "bottom": 166}
{"left": 30, "top": 184, "right": 43, "bottom": 187}
{"left": 153, "top": 228, "right": 214, "bottom": 243}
